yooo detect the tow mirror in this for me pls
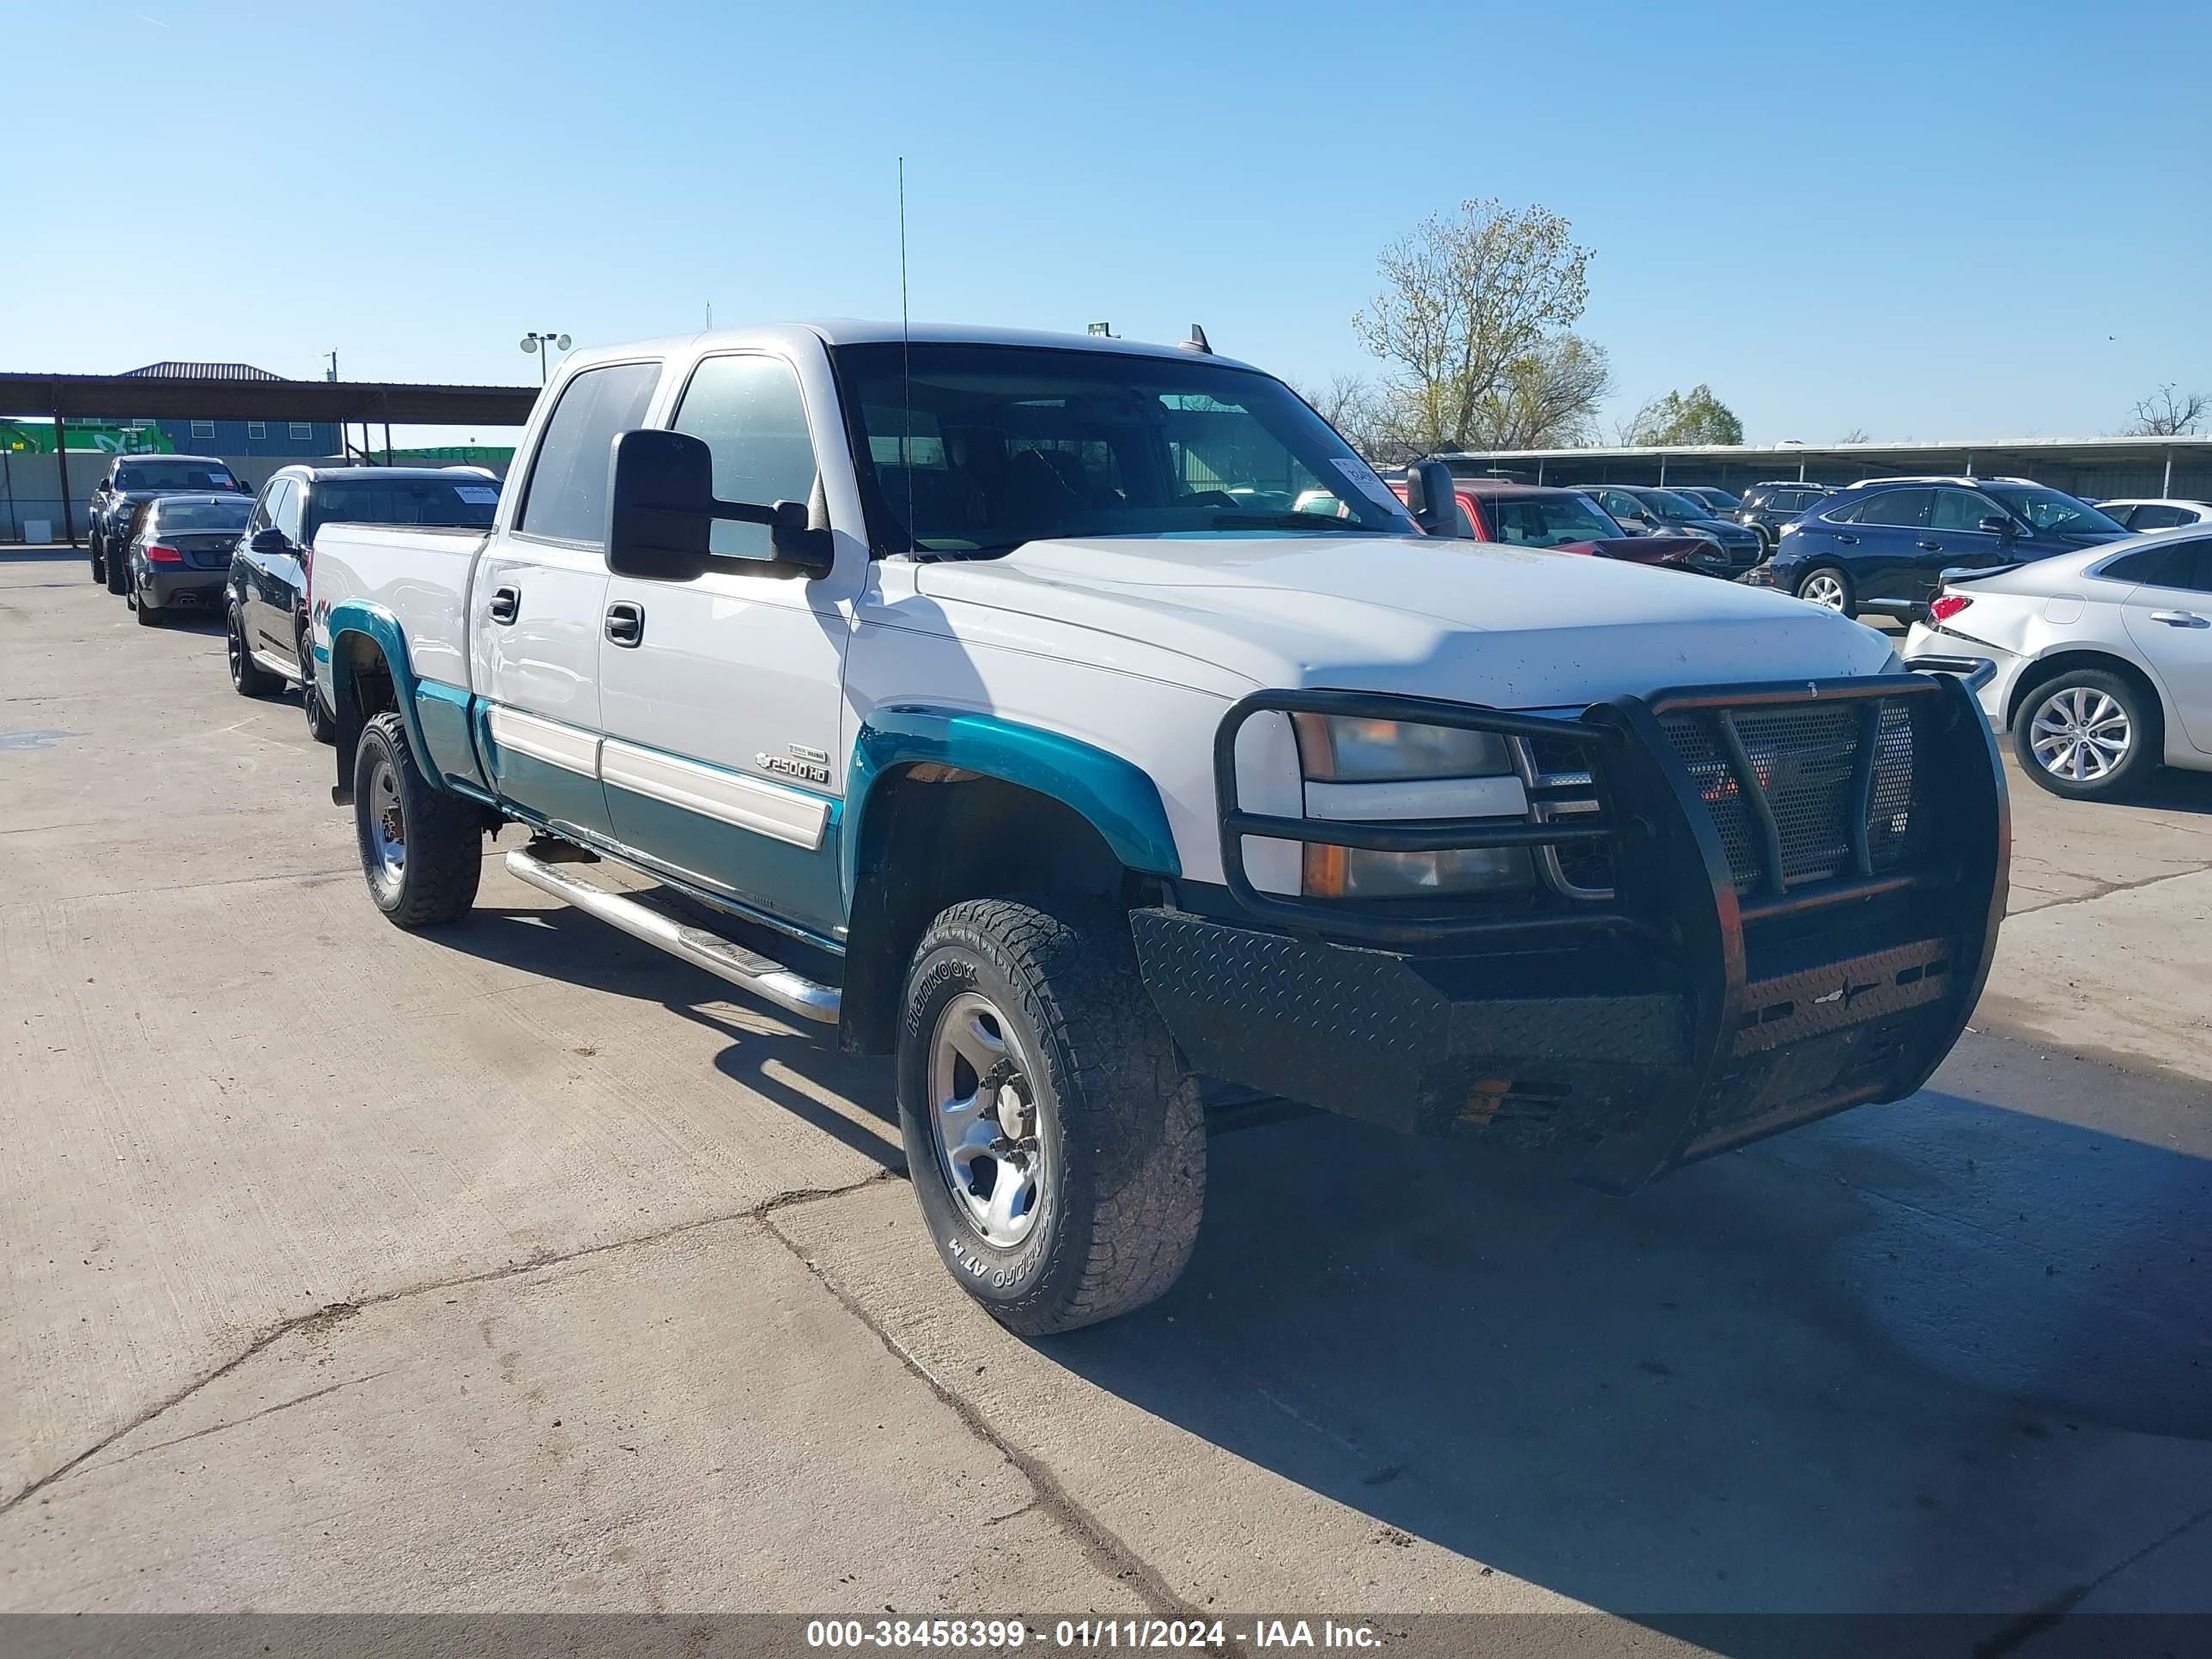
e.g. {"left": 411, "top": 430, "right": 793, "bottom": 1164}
{"left": 1977, "top": 514, "right": 2014, "bottom": 539}
{"left": 605, "top": 428, "right": 834, "bottom": 581}
{"left": 1407, "top": 459, "right": 1470, "bottom": 538}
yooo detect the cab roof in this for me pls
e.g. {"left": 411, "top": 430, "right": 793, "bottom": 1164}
{"left": 562, "top": 319, "right": 1258, "bottom": 374}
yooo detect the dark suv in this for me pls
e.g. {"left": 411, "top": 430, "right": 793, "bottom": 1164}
{"left": 87, "top": 454, "right": 249, "bottom": 593}
{"left": 227, "top": 465, "right": 501, "bottom": 738}
{"left": 1735, "top": 481, "right": 1832, "bottom": 551}
{"left": 1769, "top": 477, "right": 2128, "bottom": 618}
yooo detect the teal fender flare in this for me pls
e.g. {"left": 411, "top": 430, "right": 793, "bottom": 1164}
{"left": 844, "top": 708, "right": 1181, "bottom": 906}
{"left": 325, "top": 599, "right": 438, "bottom": 799}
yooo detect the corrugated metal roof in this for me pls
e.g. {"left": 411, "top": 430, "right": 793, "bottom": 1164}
{"left": 119, "top": 362, "right": 286, "bottom": 380}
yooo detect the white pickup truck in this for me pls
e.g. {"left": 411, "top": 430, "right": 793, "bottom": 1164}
{"left": 309, "top": 321, "right": 2008, "bottom": 1333}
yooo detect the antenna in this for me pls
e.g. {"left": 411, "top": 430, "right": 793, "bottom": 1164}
{"left": 899, "top": 155, "right": 915, "bottom": 555}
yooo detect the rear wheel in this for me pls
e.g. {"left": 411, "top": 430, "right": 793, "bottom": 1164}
{"left": 228, "top": 603, "right": 279, "bottom": 696}
{"left": 1797, "top": 565, "right": 1855, "bottom": 617}
{"left": 896, "top": 897, "right": 1206, "bottom": 1335}
{"left": 2014, "top": 668, "right": 2160, "bottom": 801}
{"left": 105, "top": 547, "right": 131, "bottom": 596}
{"left": 353, "top": 711, "right": 482, "bottom": 927}
{"left": 131, "top": 580, "right": 162, "bottom": 626}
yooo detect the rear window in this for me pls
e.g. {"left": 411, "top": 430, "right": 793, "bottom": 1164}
{"left": 153, "top": 499, "right": 252, "bottom": 532}
{"left": 307, "top": 477, "right": 501, "bottom": 535}
{"left": 117, "top": 460, "right": 240, "bottom": 491}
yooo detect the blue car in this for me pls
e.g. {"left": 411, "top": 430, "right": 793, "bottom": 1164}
{"left": 1771, "top": 477, "right": 2127, "bottom": 619}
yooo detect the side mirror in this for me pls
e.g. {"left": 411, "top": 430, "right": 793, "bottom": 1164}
{"left": 1977, "top": 514, "right": 2014, "bottom": 539}
{"left": 1406, "top": 459, "right": 1470, "bottom": 538}
{"left": 251, "top": 527, "right": 289, "bottom": 556}
{"left": 605, "top": 428, "right": 834, "bottom": 580}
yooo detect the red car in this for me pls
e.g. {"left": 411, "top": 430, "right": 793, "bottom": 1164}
{"left": 1386, "top": 476, "right": 1729, "bottom": 574}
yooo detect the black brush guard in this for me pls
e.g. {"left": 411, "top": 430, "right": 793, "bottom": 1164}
{"left": 1130, "top": 674, "right": 2009, "bottom": 1192}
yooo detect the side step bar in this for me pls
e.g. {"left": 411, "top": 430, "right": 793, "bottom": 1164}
{"left": 503, "top": 848, "right": 841, "bottom": 1025}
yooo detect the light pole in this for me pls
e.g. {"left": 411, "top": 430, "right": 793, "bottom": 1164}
{"left": 519, "top": 331, "right": 572, "bottom": 387}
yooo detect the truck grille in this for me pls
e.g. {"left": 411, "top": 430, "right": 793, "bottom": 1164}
{"left": 1661, "top": 702, "right": 1919, "bottom": 893}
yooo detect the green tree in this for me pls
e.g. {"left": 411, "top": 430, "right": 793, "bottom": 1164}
{"left": 1353, "top": 199, "right": 1596, "bottom": 455}
{"left": 1623, "top": 385, "right": 1744, "bottom": 447}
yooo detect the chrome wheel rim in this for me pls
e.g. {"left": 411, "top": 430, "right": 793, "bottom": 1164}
{"left": 368, "top": 757, "right": 406, "bottom": 892}
{"left": 926, "top": 990, "right": 1043, "bottom": 1248}
{"left": 2030, "top": 686, "right": 2130, "bottom": 782}
{"left": 298, "top": 636, "right": 319, "bottom": 730}
{"left": 1802, "top": 573, "right": 1847, "bottom": 611}
{"left": 226, "top": 613, "right": 246, "bottom": 686}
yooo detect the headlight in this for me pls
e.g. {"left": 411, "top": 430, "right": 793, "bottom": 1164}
{"left": 1291, "top": 714, "right": 1512, "bottom": 781}
{"left": 1289, "top": 714, "right": 1531, "bottom": 898}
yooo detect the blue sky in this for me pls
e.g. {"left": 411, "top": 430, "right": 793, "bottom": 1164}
{"left": 7, "top": 0, "right": 2206, "bottom": 446}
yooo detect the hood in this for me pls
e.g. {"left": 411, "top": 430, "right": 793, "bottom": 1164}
{"left": 913, "top": 534, "right": 1894, "bottom": 707}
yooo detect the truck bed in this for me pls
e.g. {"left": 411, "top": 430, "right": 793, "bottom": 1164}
{"left": 310, "top": 522, "right": 489, "bottom": 691}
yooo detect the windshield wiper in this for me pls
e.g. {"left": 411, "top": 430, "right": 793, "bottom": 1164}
{"left": 1206, "top": 513, "right": 1387, "bottom": 533}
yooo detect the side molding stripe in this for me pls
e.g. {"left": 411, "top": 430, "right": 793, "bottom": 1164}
{"left": 486, "top": 705, "right": 601, "bottom": 777}
{"left": 599, "top": 739, "right": 830, "bottom": 852}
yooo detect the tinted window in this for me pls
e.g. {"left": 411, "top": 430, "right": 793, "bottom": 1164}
{"left": 272, "top": 480, "right": 306, "bottom": 543}
{"left": 1931, "top": 489, "right": 2003, "bottom": 532}
{"left": 833, "top": 343, "right": 1412, "bottom": 556}
{"left": 116, "top": 459, "right": 241, "bottom": 491}
{"left": 307, "top": 478, "right": 501, "bottom": 538}
{"left": 518, "top": 362, "right": 661, "bottom": 544}
{"left": 153, "top": 498, "right": 252, "bottom": 532}
{"left": 1485, "top": 492, "right": 1625, "bottom": 547}
{"left": 2124, "top": 537, "right": 2212, "bottom": 593}
{"left": 2128, "top": 504, "right": 2189, "bottom": 531}
{"left": 1846, "top": 489, "right": 1932, "bottom": 527}
{"left": 672, "top": 356, "right": 821, "bottom": 562}
{"left": 1981, "top": 484, "right": 2123, "bottom": 536}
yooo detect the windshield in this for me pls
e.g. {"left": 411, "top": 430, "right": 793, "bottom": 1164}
{"left": 832, "top": 343, "right": 1415, "bottom": 556}
{"left": 117, "top": 460, "right": 240, "bottom": 491}
{"left": 152, "top": 498, "right": 251, "bottom": 532}
{"left": 307, "top": 477, "right": 501, "bottom": 534}
{"left": 1486, "top": 492, "right": 1626, "bottom": 548}
{"left": 1982, "top": 484, "right": 2124, "bottom": 537}
{"left": 1635, "top": 489, "right": 1712, "bottom": 521}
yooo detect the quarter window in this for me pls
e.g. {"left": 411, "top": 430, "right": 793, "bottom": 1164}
{"left": 2137, "top": 538, "right": 2212, "bottom": 593}
{"left": 517, "top": 362, "right": 662, "bottom": 545}
{"left": 671, "top": 356, "right": 821, "bottom": 562}
{"left": 2130, "top": 504, "right": 2190, "bottom": 531}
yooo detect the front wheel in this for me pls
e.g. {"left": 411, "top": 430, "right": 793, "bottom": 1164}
{"left": 228, "top": 603, "right": 280, "bottom": 696}
{"left": 88, "top": 539, "right": 106, "bottom": 585}
{"left": 299, "top": 623, "right": 337, "bottom": 744}
{"left": 896, "top": 897, "right": 1206, "bottom": 1335}
{"left": 2014, "top": 669, "right": 2160, "bottom": 800}
{"left": 353, "top": 711, "right": 483, "bottom": 927}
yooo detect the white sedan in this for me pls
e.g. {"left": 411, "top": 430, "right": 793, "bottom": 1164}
{"left": 1904, "top": 528, "right": 2212, "bottom": 799}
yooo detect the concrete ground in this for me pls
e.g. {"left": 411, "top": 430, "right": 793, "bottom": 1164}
{"left": 2, "top": 546, "right": 2208, "bottom": 1645}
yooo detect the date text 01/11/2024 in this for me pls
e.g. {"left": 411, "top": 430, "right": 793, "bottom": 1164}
{"left": 802, "top": 1617, "right": 1381, "bottom": 1649}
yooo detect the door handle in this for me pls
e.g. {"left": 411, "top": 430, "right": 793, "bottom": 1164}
{"left": 2148, "top": 610, "right": 2207, "bottom": 627}
{"left": 488, "top": 584, "right": 520, "bottom": 624}
{"left": 1833, "top": 533, "right": 1858, "bottom": 545}
{"left": 605, "top": 601, "right": 645, "bottom": 647}
{"left": 1916, "top": 539, "right": 1942, "bottom": 551}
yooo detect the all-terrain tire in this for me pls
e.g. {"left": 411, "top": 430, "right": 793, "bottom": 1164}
{"left": 353, "top": 711, "right": 482, "bottom": 928}
{"left": 896, "top": 896, "right": 1206, "bottom": 1335}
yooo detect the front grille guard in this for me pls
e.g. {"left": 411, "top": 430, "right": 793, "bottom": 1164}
{"left": 1214, "top": 675, "right": 1995, "bottom": 947}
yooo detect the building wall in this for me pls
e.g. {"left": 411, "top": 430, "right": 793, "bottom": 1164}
{"left": 154, "top": 416, "right": 339, "bottom": 458}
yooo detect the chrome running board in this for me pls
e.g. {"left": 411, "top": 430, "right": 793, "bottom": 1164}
{"left": 503, "top": 848, "right": 840, "bottom": 1024}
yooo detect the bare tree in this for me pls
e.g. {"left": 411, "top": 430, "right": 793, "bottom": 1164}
{"left": 1353, "top": 199, "right": 1594, "bottom": 455}
{"left": 1289, "top": 373, "right": 1386, "bottom": 454}
{"left": 1838, "top": 426, "right": 1870, "bottom": 444}
{"left": 2127, "top": 384, "right": 2209, "bottom": 437}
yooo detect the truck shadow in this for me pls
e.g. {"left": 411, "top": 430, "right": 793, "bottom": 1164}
{"left": 422, "top": 886, "right": 2212, "bottom": 1631}
{"left": 1028, "top": 1055, "right": 2212, "bottom": 1632}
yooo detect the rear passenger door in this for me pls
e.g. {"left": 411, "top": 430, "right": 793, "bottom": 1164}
{"left": 471, "top": 359, "right": 661, "bottom": 841}
{"left": 594, "top": 349, "right": 856, "bottom": 939}
{"left": 2120, "top": 535, "right": 2212, "bottom": 753}
{"left": 1832, "top": 487, "right": 1932, "bottom": 599}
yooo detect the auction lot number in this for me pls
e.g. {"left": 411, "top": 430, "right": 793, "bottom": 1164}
{"left": 806, "top": 1620, "right": 1229, "bottom": 1649}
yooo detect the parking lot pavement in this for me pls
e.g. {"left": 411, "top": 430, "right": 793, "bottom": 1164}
{"left": 3, "top": 547, "right": 2209, "bottom": 1639}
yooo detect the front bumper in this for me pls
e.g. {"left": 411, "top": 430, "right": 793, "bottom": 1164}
{"left": 1133, "top": 674, "right": 2009, "bottom": 1192}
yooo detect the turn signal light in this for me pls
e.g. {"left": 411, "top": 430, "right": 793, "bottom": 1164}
{"left": 1928, "top": 592, "right": 1972, "bottom": 623}
{"left": 144, "top": 543, "right": 184, "bottom": 564}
